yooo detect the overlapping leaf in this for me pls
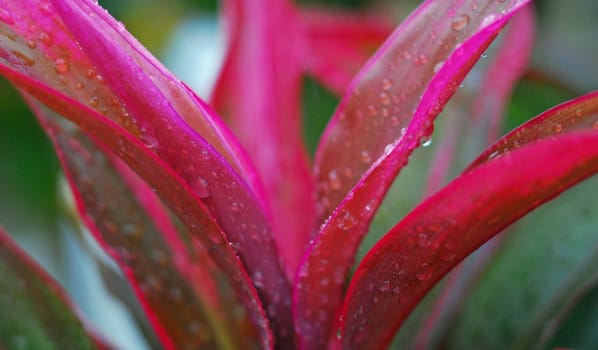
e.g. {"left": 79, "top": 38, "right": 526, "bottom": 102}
{"left": 31, "top": 98, "right": 260, "bottom": 349}
{"left": 294, "top": 2, "right": 530, "bottom": 348}
{"left": 214, "top": 0, "right": 316, "bottom": 278}
{"left": 0, "top": 228, "right": 108, "bottom": 349}
{"left": 0, "top": 65, "right": 275, "bottom": 349}
{"left": 0, "top": 0, "right": 294, "bottom": 345}
{"left": 337, "top": 90, "right": 598, "bottom": 349}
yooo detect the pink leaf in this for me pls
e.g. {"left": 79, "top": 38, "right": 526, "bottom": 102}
{"left": 415, "top": 7, "right": 535, "bottom": 347}
{"left": 0, "top": 65, "right": 274, "bottom": 349}
{"left": 294, "top": 2, "right": 529, "bottom": 349}
{"left": 0, "top": 228, "right": 111, "bottom": 349}
{"left": 469, "top": 91, "right": 598, "bottom": 170}
{"left": 0, "top": 0, "right": 294, "bottom": 344}
{"left": 213, "top": 0, "right": 316, "bottom": 281}
{"left": 30, "top": 98, "right": 261, "bottom": 349}
{"left": 337, "top": 92, "right": 598, "bottom": 349}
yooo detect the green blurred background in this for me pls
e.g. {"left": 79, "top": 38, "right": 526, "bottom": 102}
{"left": 0, "top": 0, "right": 597, "bottom": 349}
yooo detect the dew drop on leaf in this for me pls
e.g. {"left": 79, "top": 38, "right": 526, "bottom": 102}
{"left": 416, "top": 263, "right": 432, "bottom": 281}
{"left": 451, "top": 14, "right": 470, "bottom": 31}
{"left": 0, "top": 7, "right": 14, "bottom": 24}
{"left": 38, "top": 32, "right": 53, "bottom": 47}
{"left": 328, "top": 170, "right": 342, "bottom": 190}
{"left": 192, "top": 177, "right": 210, "bottom": 198}
{"left": 54, "top": 58, "right": 69, "bottom": 73}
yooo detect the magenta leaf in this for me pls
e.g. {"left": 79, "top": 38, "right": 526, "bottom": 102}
{"left": 469, "top": 91, "right": 598, "bottom": 170}
{"left": 413, "top": 7, "right": 535, "bottom": 347}
{"left": 213, "top": 0, "right": 316, "bottom": 279}
{"left": 0, "top": 65, "right": 276, "bottom": 349}
{"left": 294, "top": 2, "right": 529, "bottom": 349}
{"left": 31, "top": 99, "right": 261, "bottom": 349}
{"left": 337, "top": 88, "right": 598, "bottom": 348}
{"left": 0, "top": 228, "right": 109, "bottom": 349}
{"left": 0, "top": 1, "right": 295, "bottom": 345}
{"left": 314, "top": 1, "right": 530, "bottom": 224}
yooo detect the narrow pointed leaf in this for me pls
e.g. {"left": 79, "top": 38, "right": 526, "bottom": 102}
{"left": 0, "top": 0, "right": 265, "bottom": 203}
{"left": 294, "top": 2, "right": 529, "bottom": 348}
{"left": 442, "top": 175, "right": 598, "bottom": 349}
{"left": 469, "top": 91, "right": 598, "bottom": 170}
{"left": 214, "top": 0, "right": 315, "bottom": 280}
{"left": 0, "top": 228, "right": 108, "bottom": 349}
{"left": 32, "top": 99, "right": 259, "bottom": 349}
{"left": 0, "top": 1, "right": 294, "bottom": 343}
{"left": 0, "top": 66, "right": 275, "bottom": 349}
{"left": 413, "top": 8, "right": 535, "bottom": 347}
{"left": 314, "top": 0, "right": 529, "bottom": 224}
{"left": 338, "top": 130, "right": 598, "bottom": 349}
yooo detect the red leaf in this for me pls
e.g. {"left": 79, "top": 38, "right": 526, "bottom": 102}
{"left": 338, "top": 131, "right": 598, "bottom": 350}
{"left": 31, "top": 98, "right": 262, "bottom": 349}
{"left": 294, "top": 2, "right": 529, "bottom": 349}
{"left": 0, "top": 65, "right": 275, "bottom": 349}
{"left": 337, "top": 88, "right": 598, "bottom": 348}
{"left": 0, "top": 228, "right": 111, "bottom": 349}
{"left": 1, "top": 0, "right": 295, "bottom": 344}
{"left": 468, "top": 91, "right": 598, "bottom": 170}
{"left": 213, "top": 0, "right": 316, "bottom": 280}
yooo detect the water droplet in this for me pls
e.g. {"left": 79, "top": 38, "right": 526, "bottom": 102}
{"left": 360, "top": 150, "right": 372, "bottom": 163}
{"left": 12, "top": 51, "right": 35, "bottom": 67}
{"left": 381, "top": 78, "right": 392, "bottom": 91}
{"left": 420, "top": 136, "right": 433, "bottom": 148}
{"left": 553, "top": 123, "right": 563, "bottom": 133}
{"left": 86, "top": 68, "right": 97, "bottom": 79}
{"left": 416, "top": 263, "right": 432, "bottom": 281}
{"left": 593, "top": 120, "right": 598, "bottom": 130}
{"left": 54, "top": 58, "right": 69, "bottom": 73}
{"left": 192, "top": 177, "right": 210, "bottom": 198}
{"left": 253, "top": 271, "right": 264, "bottom": 288}
{"left": 89, "top": 96, "right": 100, "bottom": 108}
{"left": 26, "top": 40, "right": 37, "bottom": 49}
{"left": 379, "top": 280, "right": 391, "bottom": 292}
{"left": 140, "top": 133, "right": 158, "bottom": 149}
{"left": 575, "top": 109, "right": 583, "bottom": 117}
{"left": 328, "top": 170, "right": 342, "bottom": 190}
{"left": 451, "top": 14, "right": 470, "bottom": 31}
{"left": 0, "top": 7, "right": 14, "bottom": 24}
{"left": 481, "top": 52, "right": 488, "bottom": 58}
{"left": 379, "top": 92, "right": 391, "bottom": 106}
{"left": 38, "top": 32, "right": 53, "bottom": 46}
{"left": 433, "top": 61, "right": 444, "bottom": 73}
{"left": 481, "top": 14, "right": 497, "bottom": 28}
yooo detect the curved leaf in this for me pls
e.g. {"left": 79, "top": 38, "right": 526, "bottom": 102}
{"left": 469, "top": 91, "right": 598, "bottom": 170}
{"left": 214, "top": 0, "right": 315, "bottom": 279}
{"left": 0, "top": 65, "right": 275, "bottom": 349}
{"left": 442, "top": 174, "right": 598, "bottom": 350}
{"left": 314, "top": 0, "right": 529, "bottom": 224}
{"left": 32, "top": 98, "right": 259, "bottom": 349}
{"left": 293, "top": 2, "right": 529, "bottom": 348}
{"left": 337, "top": 130, "right": 598, "bottom": 350}
{"left": 0, "top": 0, "right": 294, "bottom": 344}
{"left": 0, "top": 228, "right": 108, "bottom": 349}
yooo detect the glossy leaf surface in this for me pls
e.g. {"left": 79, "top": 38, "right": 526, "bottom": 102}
{"left": 0, "top": 0, "right": 294, "bottom": 345}
{"left": 339, "top": 129, "right": 598, "bottom": 349}
{"left": 33, "top": 99, "right": 252, "bottom": 349}
{"left": 0, "top": 65, "right": 275, "bottom": 349}
{"left": 294, "top": 2, "right": 529, "bottom": 348}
